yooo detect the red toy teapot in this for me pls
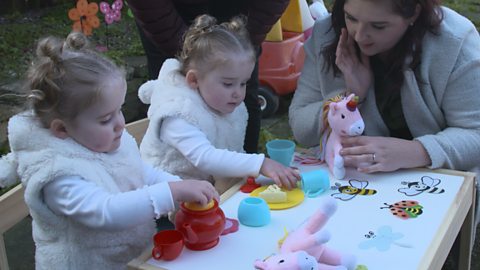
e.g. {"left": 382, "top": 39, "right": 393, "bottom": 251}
{"left": 175, "top": 199, "right": 226, "bottom": 250}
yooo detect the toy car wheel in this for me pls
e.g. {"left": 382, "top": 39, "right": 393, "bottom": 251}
{"left": 258, "top": 86, "right": 279, "bottom": 118}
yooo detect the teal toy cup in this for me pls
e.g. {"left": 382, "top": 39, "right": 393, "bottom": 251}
{"left": 266, "top": 139, "right": 296, "bottom": 167}
{"left": 237, "top": 197, "right": 271, "bottom": 227}
{"left": 300, "top": 169, "right": 330, "bottom": 198}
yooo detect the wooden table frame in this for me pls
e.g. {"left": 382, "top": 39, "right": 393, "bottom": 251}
{"left": 128, "top": 168, "right": 476, "bottom": 270}
{"left": 417, "top": 169, "right": 476, "bottom": 270}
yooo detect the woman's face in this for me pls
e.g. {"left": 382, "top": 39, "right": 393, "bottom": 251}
{"left": 343, "top": 0, "right": 416, "bottom": 57}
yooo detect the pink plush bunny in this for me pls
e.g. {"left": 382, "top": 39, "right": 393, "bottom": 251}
{"left": 319, "top": 93, "right": 364, "bottom": 179}
{"left": 254, "top": 198, "right": 356, "bottom": 270}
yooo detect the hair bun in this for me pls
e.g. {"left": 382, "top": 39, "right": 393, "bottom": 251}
{"left": 222, "top": 15, "right": 247, "bottom": 33}
{"left": 36, "top": 36, "right": 63, "bottom": 64}
{"left": 64, "top": 31, "right": 89, "bottom": 51}
{"left": 191, "top": 14, "right": 218, "bottom": 34}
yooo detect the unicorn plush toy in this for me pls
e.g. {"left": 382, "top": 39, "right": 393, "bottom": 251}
{"left": 319, "top": 93, "right": 364, "bottom": 180}
{"left": 253, "top": 198, "right": 356, "bottom": 270}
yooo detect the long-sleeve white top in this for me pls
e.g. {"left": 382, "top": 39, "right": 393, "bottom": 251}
{"left": 160, "top": 117, "right": 265, "bottom": 178}
{"left": 43, "top": 163, "right": 180, "bottom": 230}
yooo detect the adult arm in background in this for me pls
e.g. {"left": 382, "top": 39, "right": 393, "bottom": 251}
{"left": 415, "top": 16, "right": 480, "bottom": 172}
{"left": 126, "top": 0, "right": 188, "bottom": 56}
{"left": 244, "top": 0, "right": 291, "bottom": 47}
{"left": 126, "top": 0, "right": 291, "bottom": 55}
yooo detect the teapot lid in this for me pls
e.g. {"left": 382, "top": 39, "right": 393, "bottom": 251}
{"left": 184, "top": 200, "right": 215, "bottom": 211}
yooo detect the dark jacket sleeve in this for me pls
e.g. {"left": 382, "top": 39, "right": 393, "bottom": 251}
{"left": 126, "top": 0, "right": 188, "bottom": 56}
{"left": 126, "top": 0, "right": 290, "bottom": 54}
{"left": 246, "top": 0, "right": 290, "bottom": 47}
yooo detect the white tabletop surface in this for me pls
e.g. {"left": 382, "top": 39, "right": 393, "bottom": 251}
{"left": 145, "top": 160, "right": 465, "bottom": 270}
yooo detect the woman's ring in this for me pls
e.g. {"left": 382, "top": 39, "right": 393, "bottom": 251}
{"left": 372, "top": 153, "right": 376, "bottom": 162}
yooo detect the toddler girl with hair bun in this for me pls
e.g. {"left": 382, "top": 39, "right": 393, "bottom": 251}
{"left": 0, "top": 31, "right": 218, "bottom": 270}
{"left": 138, "top": 14, "right": 301, "bottom": 194}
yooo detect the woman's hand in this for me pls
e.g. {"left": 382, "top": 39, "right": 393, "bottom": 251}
{"left": 260, "top": 158, "right": 301, "bottom": 190}
{"left": 340, "top": 136, "right": 431, "bottom": 173}
{"left": 335, "top": 28, "right": 372, "bottom": 100}
{"left": 169, "top": 180, "right": 219, "bottom": 206}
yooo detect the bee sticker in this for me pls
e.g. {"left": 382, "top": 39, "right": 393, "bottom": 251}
{"left": 331, "top": 179, "right": 377, "bottom": 201}
{"left": 359, "top": 226, "right": 412, "bottom": 251}
{"left": 398, "top": 176, "right": 445, "bottom": 196}
{"left": 381, "top": 200, "right": 423, "bottom": 220}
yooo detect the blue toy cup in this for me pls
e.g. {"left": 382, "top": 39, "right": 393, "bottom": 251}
{"left": 300, "top": 169, "right": 330, "bottom": 198}
{"left": 237, "top": 197, "right": 271, "bottom": 227}
{"left": 266, "top": 139, "right": 296, "bottom": 167}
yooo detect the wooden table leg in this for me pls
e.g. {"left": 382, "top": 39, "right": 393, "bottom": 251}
{"left": 457, "top": 183, "right": 476, "bottom": 270}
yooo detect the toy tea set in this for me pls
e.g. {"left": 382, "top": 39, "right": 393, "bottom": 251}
{"left": 150, "top": 171, "right": 344, "bottom": 267}
{"left": 151, "top": 199, "right": 240, "bottom": 261}
{"left": 243, "top": 138, "right": 354, "bottom": 269}
{"left": 151, "top": 94, "right": 362, "bottom": 268}
{"left": 150, "top": 153, "right": 334, "bottom": 265}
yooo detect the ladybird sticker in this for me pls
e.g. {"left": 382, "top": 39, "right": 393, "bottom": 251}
{"left": 381, "top": 200, "right": 423, "bottom": 220}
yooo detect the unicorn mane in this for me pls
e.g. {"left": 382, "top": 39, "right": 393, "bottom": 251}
{"left": 319, "top": 94, "right": 346, "bottom": 160}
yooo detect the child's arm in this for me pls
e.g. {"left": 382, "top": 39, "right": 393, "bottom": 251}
{"left": 143, "top": 162, "right": 181, "bottom": 185}
{"left": 160, "top": 117, "right": 264, "bottom": 177}
{"left": 43, "top": 175, "right": 217, "bottom": 230}
{"left": 161, "top": 117, "right": 301, "bottom": 188}
{"left": 143, "top": 162, "right": 219, "bottom": 205}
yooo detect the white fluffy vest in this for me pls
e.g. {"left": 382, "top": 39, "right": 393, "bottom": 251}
{"left": 138, "top": 59, "right": 247, "bottom": 184}
{"left": 7, "top": 112, "right": 155, "bottom": 270}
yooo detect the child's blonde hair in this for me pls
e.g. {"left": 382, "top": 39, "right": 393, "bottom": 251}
{"left": 178, "top": 14, "right": 256, "bottom": 77}
{"left": 25, "top": 32, "right": 124, "bottom": 127}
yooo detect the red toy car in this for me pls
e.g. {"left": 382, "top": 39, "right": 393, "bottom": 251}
{"left": 258, "top": 31, "right": 305, "bottom": 118}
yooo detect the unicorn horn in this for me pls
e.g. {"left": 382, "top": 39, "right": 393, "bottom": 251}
{"left": 346, "top": 96, "right": 359, "bottom": 111}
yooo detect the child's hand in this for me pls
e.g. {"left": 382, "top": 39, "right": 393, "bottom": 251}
{"left": 260, "top": 158, "right": 301, "bottom": 190}
{"left": 169, "top": 180, "right": 219, "bottom": 206}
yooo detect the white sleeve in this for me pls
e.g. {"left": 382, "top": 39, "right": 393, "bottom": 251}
{"left": 160, "top": 117, "right": 265, "bottom": 177}
{"left": 43, "top": 173, "right": 176, "bottom": 230}
{"left": 143, "top": 162, "right": 181, "bottom": 185}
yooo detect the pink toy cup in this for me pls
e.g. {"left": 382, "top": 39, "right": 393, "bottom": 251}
{"left": 151, "top": 230, "right": 184, "bottom": 261}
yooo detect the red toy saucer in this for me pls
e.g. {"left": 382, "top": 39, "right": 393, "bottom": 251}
{"left": 240, "top": 177, "right": 261, "bottom": 193}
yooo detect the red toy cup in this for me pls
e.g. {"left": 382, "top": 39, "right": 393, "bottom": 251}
{"left": 151, "top": 230, "right": 184, "bottom": 261}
